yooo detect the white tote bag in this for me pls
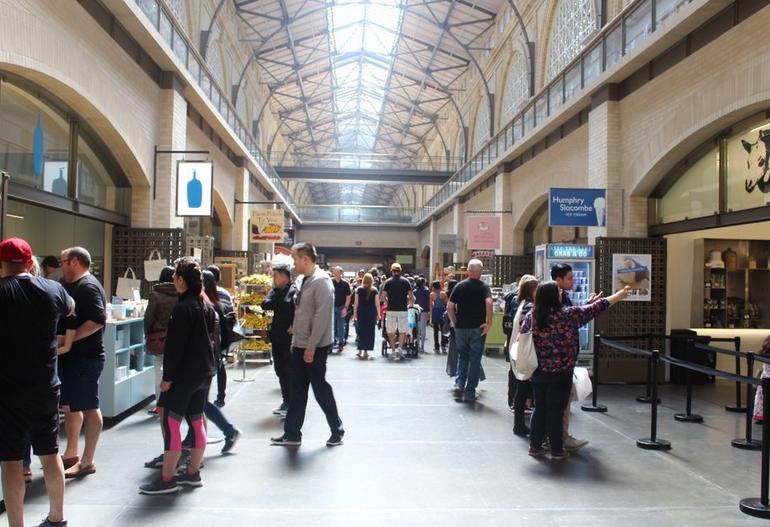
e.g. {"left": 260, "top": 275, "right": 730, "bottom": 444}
{"left": 116, "top": 267, "right": 141, "bottom": 299}
{"left": 508, "top": 303, "right": 538, "bottom": 381}
{"left": 143, "top": 249, "right": 167, "bottom": 282}
{"left": 573, "top": 367, "right": 593, "bottom": 402}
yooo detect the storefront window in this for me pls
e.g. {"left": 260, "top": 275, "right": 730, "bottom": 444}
{"left": 656, "top": 145, "right": 719, "bottom": 223}
{"left": 726, "top": 119, "right": 770, "bottom": 212}
{"left": 77, "top": 134, "right": 130, "bottom": 215}
{"left": 0, "top": 81, "right": 70, "bottom": 195}
{"left": 5, "top": 200, "right": 105, "bottom": 283}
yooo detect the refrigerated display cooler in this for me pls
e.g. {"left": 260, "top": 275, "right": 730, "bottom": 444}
{"left": 535, "top": 243, "right": 596, "bottom": 365}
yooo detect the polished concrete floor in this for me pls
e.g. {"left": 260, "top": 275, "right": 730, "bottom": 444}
{"left": 11, "top": 340, "right": 770, "bottom": 526}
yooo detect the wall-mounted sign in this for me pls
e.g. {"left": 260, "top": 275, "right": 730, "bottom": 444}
{"left": 250, "top": 209, "right": 285, "bottom": 242}
{"left": 471, "top": 249, "right": 495, "bottom": 259}
{"left": 43, "top": 161, "right": 68, "bottom": 196}
{"left": 466, "top": 216, "right": 501, "bottom": 250}
{"left": 176, "top": 161, "right": 213, "bottom": 217}
{"left": 549, "top": 188, "right": 606, "bottom": 227}
{"left": 547, "top": 244, "right": 594, "bottom": 259}
{"left": 396, "top": 254, "right": 414, "bottom": 265}
{"left": 613, "top": 254, "right": 651, "bottom": 301}
{"left": 439, "top": 234, "right": 462, "bottom": 253}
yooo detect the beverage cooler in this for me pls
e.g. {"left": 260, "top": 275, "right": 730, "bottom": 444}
{"left": 535, "top": 243, "right": 596, "bottom": 365}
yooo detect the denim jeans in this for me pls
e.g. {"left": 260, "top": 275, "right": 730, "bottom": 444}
{"left": 334, "top": 305, "right": 346, "bottom": 345}
{"left": 454, "top": 327, "right": 486, "bottom": 395}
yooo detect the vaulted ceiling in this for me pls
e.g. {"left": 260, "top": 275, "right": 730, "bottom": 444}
{"left": 232, "top": 0, "right": 506, "bottom": 206}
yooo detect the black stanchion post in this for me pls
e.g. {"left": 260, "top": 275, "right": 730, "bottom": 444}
{"left": 739, "top": 377, "right": 770, "bottom": 518}
{"left": 726, "top": 336, "right": 747, "bottom": 413}
{"left": 637, "top": 334, "right": 661, "bottom": 404}
{"left": 675, "top": 339, "right": 703, "bottom": 423}
{"left": 637, "top": 350, "right": 671, "bottom": 450}
{"left": 582, "top": 333, "right": 607, "bottom": 413}
{"left": 733, "top": 352, "right": 761, "bottom": 450}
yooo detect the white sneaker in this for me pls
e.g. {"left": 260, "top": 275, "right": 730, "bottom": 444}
{"left": 564, "top": 435, "right": 589, "bottom": 452}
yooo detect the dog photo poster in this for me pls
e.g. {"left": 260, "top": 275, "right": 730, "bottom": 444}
{"left": 613, "top": 254, "right": 652, "bottom": 302}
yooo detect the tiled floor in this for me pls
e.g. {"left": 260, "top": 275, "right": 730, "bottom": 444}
{"left": 11, "top": 343, "right": 770, "bottom": 526}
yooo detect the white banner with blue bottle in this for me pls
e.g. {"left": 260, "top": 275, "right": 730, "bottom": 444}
{"left": 176, "top": 161, "right": 213, "bottom": 217}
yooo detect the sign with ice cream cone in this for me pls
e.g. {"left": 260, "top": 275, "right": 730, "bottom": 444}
{"left": 548, "top": 188, "right": 607, "bottom": 227}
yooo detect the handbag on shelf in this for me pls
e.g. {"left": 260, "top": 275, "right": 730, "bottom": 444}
{"left": 145, "top": 330, "right": 167, "bottom": 355}
{"left": 143, "top": 249, "right": 167, "bottom": 282}
{"left": 116, "top": 267, "right": 141, "bottom": 299}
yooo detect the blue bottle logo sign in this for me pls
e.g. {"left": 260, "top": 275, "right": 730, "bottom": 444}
{"left": 187, "top": 169, "right": 202, "bottom": 209}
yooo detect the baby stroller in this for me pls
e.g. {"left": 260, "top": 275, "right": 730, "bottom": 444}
{"left": 380, "top": 305, "right": 421, "bottom": 358}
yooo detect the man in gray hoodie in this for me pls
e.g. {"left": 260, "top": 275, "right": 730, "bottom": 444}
{"left": 271, "top": 243, "right": 344, "bottom": 447}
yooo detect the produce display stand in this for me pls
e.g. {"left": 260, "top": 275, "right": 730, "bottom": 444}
{"left": 233, "top": 276, "right": 273, "bottom": 382}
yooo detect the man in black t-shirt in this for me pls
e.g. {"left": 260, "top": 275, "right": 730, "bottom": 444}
{"left": 0, "top": 237, "right": 76, "bottom": 527}
{"left": 332, "top": 266, "right": 351, "bottom": 352}
{"left": 447, "top": 259, "right": 493, "bottom": 401}
{"left": 59, "top": 246, "right": 107, "bottom": 480}
{"left": 381, "top": 263, "right": 415, "bottom": 360}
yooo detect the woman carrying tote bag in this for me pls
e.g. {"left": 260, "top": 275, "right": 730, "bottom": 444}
{"left": 509, "top": 275, "right": 538, "bottom": 437}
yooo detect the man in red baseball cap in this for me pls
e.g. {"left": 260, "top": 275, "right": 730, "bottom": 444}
{"left": 0, "top": 237, "right": 77, "bottom": 527}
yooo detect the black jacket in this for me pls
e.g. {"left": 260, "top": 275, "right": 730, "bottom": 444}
{"left": 163, "top": 290, "right": 218, "bottom": 384}
{"left": 144, "top": 282, "right": 178, "bottom": 334}
{"left": 262, "top": 283, "right": 297, "bottom": 345}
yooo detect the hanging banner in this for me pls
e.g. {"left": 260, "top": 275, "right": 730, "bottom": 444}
{"left": 466, "top": 216, "right": 501, "bottom": 250}
{"left": 549, "top": 188, "right": 606, "bottom": 227}
{"left": 176, "top": 161, "right": 214, "bottom": 217}
{"left": 250, "top": 209, "right": 285, "bottom": 242}
{"left": 613, "top": 254, "right": 652, "bottom": 301}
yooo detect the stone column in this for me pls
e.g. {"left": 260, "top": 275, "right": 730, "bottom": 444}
{"left": 452, "top": 200, "right": 466, "bottom": 264}
{"left": 233, "top": 165, "right": 250, "bottom": 251}
{"left": 587, "top": 86, "right": 623, "bottom": 243}
{"left": 495, "top": 169, "right": 514, "bottom": 255}
{"left": 150, "top": 72, "right": 186, "bottom": 229}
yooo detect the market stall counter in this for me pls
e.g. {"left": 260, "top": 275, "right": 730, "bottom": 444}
{"left": 99, "top": 316, "right": 155, "bottom": 419}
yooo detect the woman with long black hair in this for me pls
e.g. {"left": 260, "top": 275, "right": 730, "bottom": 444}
{"left": 520, "top": 282, "right": 629, "bottom": 459}
{"left": 139, "top": 257, "right": 218, "bottom": 495}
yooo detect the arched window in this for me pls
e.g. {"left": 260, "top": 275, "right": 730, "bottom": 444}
{"left": 500, "top": 51, "right": 528, "bottom": 128}
{"left": 473, "top": 99, "right": 491, "bottom": 155}
{"left": 545, "top": 0, "right": 597, "bottom": 83}
{"left": 455, "top": 127, "right": 466, "bottom": 167}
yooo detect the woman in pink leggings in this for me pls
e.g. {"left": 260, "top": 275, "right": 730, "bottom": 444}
{"left": 139, "top": 257, "right": 219, "bottom": 495}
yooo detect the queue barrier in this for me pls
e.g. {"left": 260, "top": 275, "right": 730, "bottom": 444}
{"left": 583, "top": 334, "right": 770, "bottom": 519}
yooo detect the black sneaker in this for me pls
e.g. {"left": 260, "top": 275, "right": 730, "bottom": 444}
{"left": 37, "top": 518, "right": 68, "bottom": 527}
{"left": 175, "top": 471, "right": 203, "bottom": 487}
{"left": 452, "top": 385, "right": 464, "bottom": 399}
{"left": 139, "top": 478, "right": 181, "bottom": 495}
{"left": 326, "top": 432, "right": 344, "bottom": 447}
{"left": 143, "top": 454, "right": 164, "bottom": 469}
{"left": 550, "top": 450, "right": 569, "bottom": 460}
{"left": 214, "top": 398, "right": 225, "bottom": 408}
{"left": 222, "top": 429, "right": 242, "bottom": 454}
{"left": 270, "top": 435, "right": 301, "bottom": 446}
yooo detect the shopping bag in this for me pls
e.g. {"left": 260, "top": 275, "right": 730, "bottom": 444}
{"left": 573, "top": 367, "right": 593, "bottom": 402}
{"left": 143, "top": 249, "right": 166, "bottom": 282}
{"left": 509, "top": 303, "right": 537, "bottom": 380}
{"left": 145, "top": 330, "right": 166, "bottom": 355}
{"left": 116, "top": 267, "right": 141, "bottom": 299}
